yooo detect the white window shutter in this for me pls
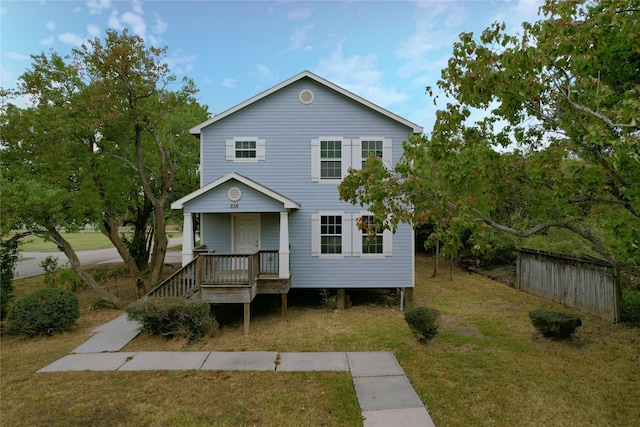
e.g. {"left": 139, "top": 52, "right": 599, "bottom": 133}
{"left": 342, "top": 138, "right": 352, "bottom": 178}
{"left": 342, "top": 213, "right": 352, "bottom": 256}
{"left": 383, "top": 138, "right": 393, "bottom": 169}
{"left": 257, "top": 138, "right": 266, "bottom": 161}
{"left": 311, "top": 139, "right": 320, "bottom": 182}
{"left": 311, "top": 213, "right": 320, "bottom": 256}
{"left": 352, "top": 214, "right": 362, "bottom": 256}
{"left": 226, "top": 139, "right": 234, "bottom": 160}
{"left": 383, "top": 228, "right": 393, "bottom": 256}
{"left": 352, "top": 138, "right": 362, "bottom": 170}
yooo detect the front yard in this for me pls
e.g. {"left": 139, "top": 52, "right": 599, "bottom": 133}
{"left": 1, "top": 254, "right": 639, "bottom": 426}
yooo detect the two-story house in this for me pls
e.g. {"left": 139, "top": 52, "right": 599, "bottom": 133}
{"left": 161, "top": 71, "right": 422, "bottom": 333}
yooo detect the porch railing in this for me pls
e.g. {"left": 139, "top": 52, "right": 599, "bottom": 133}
{"left": 144, "top": 250, "right": 281, "bottom": 299}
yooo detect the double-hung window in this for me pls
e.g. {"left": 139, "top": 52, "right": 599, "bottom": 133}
{"left": 361, "top": 140, "right": 384, "bottom": 168}
{"left": 359, "top": 215, "right": 383, "bottom": 254}
{"left": 320, "top": 215, "right": 342, "bottom": 254}
{"left": 321, "top": 140, "right": 342, "bottom": 179}
{"left": 226, "top": 137, "right": 266, "bottom": 162}
{"left": 311, "top": 137, "right": 351, "bottom": 182}
{"left": 352, "top": 137, "right": 392, "bottom": 170}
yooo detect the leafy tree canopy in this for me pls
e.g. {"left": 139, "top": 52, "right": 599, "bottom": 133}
{"left": 340, "top": 0, "right": 639, "bottom": 273}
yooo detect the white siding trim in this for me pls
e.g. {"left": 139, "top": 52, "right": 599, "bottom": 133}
{"left": 383, "top": 138, "right": 393, "bottom": 169}
{"left": 257, "top": 138, "right": 266, "bottom": 161}
{"left": 311, "top": 139, "right": 320, "bottom": 182}
{"left": 341, "top": 138, "right": 352, "bottom": 179}
{"left": 352, "top": 139, "right": 362, "bottom": 171}
{"left": 383, "top": 228, "right": 393, "bottom": 256}
{"left": 352, "top": 214, "right": 362, "bottom": 256}
{"left": 311, "top": 213, "right": 320, "bottom": 256}
{"left": 226, "top": 139, "right": 234, "bottom": 161}
{"left": 343, "top": 213, "right": 352, "bottom": 257}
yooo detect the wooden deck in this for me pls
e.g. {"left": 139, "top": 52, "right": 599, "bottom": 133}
{"left": 145, "top": 250, "right": 290, "bottom": 334}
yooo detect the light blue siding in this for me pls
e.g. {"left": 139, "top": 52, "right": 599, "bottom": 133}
{"left": 184, "top": 180, "right": 285, "bottom": 213}
{"left": 196, "top": 77, "right": 416, "bottom": 289}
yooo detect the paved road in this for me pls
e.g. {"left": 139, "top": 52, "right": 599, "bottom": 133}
{"left": 13, "top": 237, "right": 183, "bottom": 280}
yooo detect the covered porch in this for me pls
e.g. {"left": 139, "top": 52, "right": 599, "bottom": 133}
{"left": 156, "top": 172, "right": 299, "bottom": 334}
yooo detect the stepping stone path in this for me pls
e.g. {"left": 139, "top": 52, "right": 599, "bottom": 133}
{"left": 39, "top": 314, "right": 435, "bottom": 426}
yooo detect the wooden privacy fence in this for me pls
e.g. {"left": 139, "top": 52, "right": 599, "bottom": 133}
{"left": 516, "top": 249, "right": 620, "bottom": 322}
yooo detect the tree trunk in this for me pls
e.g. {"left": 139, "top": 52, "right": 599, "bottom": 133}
{"left": 148, "top": 203, "right": 168, "bottom": 287}
{"left": 431, "top": 240, "right": 439, "bottom": 278}
{"left": 48, "top": 227, "right": 120, "bottom": 307}
{"left": 100, "top": 216, "right": 146, "bottom": 296}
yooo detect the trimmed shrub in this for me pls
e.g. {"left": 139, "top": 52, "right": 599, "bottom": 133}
{"left": 529, "top": 309, "right": 582, "bottom": 339}
{"left": 404, "top": 306, "right": 441, "bottom": 342}
{"left": 6, "top": 288, "right": 79, "bottom": 337}
{"left": 126, "top": 297, "right": 218, "bottom": 340}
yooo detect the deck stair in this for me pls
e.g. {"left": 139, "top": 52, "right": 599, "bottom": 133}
{"left": 143, "top": 250, "right": 290, "bottom": 334}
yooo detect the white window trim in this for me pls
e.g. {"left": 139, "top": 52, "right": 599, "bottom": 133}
{"left": 354, "top": 211, "right": 393, "bottom": 258}
{"left": 311, "top": 212, "right": 352, "bottom": 258}
{"left": 311, "top": 137, "right": 351, "bottom": 183}
{"left": 226, "top": 137, "right": 266, "bottom": 162}
{"left": 352, "top": 137, "right": 392, "bottom": 170}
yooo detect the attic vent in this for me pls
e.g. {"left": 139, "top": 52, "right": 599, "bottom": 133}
{"left": 299, "top": 89, "right": 314, "bottom": 104}
{"left": 228, "top": 187, "right": 242, "bottom": 202}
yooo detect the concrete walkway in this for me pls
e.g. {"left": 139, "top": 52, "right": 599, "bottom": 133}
{"left": 38, "top": 314, "right": 435, "bottom": 426}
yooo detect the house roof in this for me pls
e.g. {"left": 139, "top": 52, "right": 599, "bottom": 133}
{"left": 190, "top": 70, "right": 423, "bottom": 135}
{"left": 171, "top": 172, "right": 300, "bottom": 210}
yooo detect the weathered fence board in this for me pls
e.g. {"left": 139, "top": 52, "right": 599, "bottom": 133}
{"left": 516, "top": 249, "right": 620, "bottom": 322}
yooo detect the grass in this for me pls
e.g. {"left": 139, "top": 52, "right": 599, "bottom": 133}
{"left": 17, "top": 231, "right": 182, "bottom": 252}
{"left": 2, "top": 255, "right": 639, "bottom": 426}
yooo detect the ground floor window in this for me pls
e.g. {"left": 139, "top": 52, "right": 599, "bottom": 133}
{"left": 320, "top": 215, "right": 342, "bottom": 254}
{"left": 359, "top": 215, "right": 383, "bottom": 254}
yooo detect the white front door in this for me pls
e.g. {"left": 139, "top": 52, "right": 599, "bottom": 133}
{"left": 233, "top": 214, "right": 260, "bottom": 254}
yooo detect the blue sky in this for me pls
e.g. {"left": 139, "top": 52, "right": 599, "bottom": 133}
{"left": 1, "top": 0, "right": 544, "bottom": 132}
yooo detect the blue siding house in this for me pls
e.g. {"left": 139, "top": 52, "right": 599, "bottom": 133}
{"left": 166, "top": 71, "right": 422, "bottom": 331}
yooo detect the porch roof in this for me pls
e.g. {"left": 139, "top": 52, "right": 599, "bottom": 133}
{"left": 171, "top": 172, "right": 300, "bottom": 210}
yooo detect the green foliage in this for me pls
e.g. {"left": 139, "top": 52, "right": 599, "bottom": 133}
{"left": 40, "top": 256, "right": 81, "bottom": 291}
{"left": 0, "top": 235, "right": 22, "bottom": 319}
{"left": 529, "top": 309, "right": 582, "bottom": 339}
{"left": 404, "top": 306, "right": 441, "bottom": 342}
{"left": 6, "top": 288, "right": 79, "bottom": 337}
{"left": 126, "top": 297, "right": 218, "bottom": 340}
{"left": 319, "top": 289, "right": 337, "bottom": 309}
{"left": 620, "top": 288, "right": 640, "bottom": 327}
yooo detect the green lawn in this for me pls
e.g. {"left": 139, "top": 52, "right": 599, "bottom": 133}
{"left": 18, "top": 231, "right": 182, "bottom": 252}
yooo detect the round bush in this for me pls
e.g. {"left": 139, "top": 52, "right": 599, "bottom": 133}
{"left": 6, "top": 288, "right": 79, "bottom": 337}
{"left": 529, "top": 309, "right": 582, "bottom": 339}
{"left": 404, "top": 306, "right": 441, "bottom": 342}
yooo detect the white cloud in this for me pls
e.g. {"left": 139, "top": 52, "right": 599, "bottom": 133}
{"left": 58, "top": 32, "right": 86, "bottom": 47}
{"left": 316, "top": 41, "right": 407, "bottom": 108}
{"left": 248, "top": 64, "right": 278, "bottom": 88}
{"left": 108, "top": 10, "right": 123, "bottom": 29}
{"left": 121, "top": 11, "right": 147, "bottom": 38}
{"left": 4, "top": 52, "right": 29, "bottom": 61}
{"left": 283, "top": 24, "right": 314, "bottom": 53}
{"left": 491, "top": 0, "right": 544, "bottom": 34}
{"left": 86, "top": 0, "right": 112, "bottom": 15}
{"left": 288, "top": 7, "right": 313, "bottom": 21}
{"left": 131, "top": 0, "right": 144, "bottom": 15}
{"left": 164, "top": 50, "right": 197, "bottom": 75}
{"left": 45, "top": 21, "right": 55, "bottom": 30}
{"left": 222, "top": 78, "right": 237, "bottom": 89}
{"left": 39, "top": 36, "right": 55, "bottom": 46}
{"left": 152, "top": 14, "right": 168, "bottom": 34}
{"left": 87, "top": 24, "right": 101, "bottom": 38}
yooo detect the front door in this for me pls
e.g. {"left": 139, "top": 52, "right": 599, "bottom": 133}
{"left": 233, "top": 214, "right": 260, "bottom": 254}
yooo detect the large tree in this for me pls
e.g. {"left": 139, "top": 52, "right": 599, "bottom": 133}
{"left": 340, "top": 0, "right": 639, "bottom": 272}
{"left": 1, "top": 30, "right": 208, "bottom": 303}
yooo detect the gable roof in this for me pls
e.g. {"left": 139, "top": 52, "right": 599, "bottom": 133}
{"left": 171, "top": 172, "right": 300, "bottom": 210}
{"left": 190, "top": 70, "right": 423, "bottom": 135}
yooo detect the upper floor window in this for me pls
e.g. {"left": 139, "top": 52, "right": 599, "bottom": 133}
{"left": 226, "top": 137, "right": 266, "bottom": 162}
{"left": 361, "top": 140, "right": 383, "bottom": 168}
{"left": 311, "top": 137, "right": 351, "bottom": 182}
{"left": 235, "top": 140, "right": 256, "bottom": 158}
{"left": 321, "top": 140, "right": 342, "bottom": 179}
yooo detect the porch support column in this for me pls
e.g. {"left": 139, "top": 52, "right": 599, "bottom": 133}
{"left": 279, "top": 211, "right": 290, "bottom": 279}
{"left": 182, "top": 212, "right": 194, "bottom": 266}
